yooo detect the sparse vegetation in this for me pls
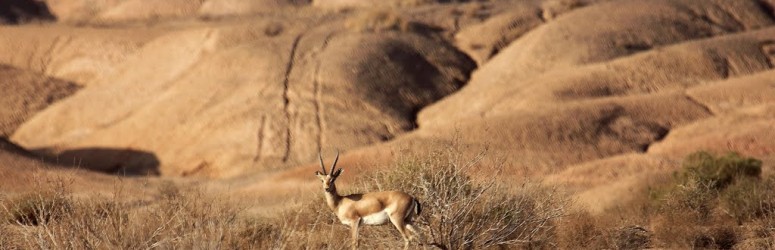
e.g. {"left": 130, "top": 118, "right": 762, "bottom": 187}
{"left": 0, "top": 145, "right": 573, "bottom": 249}
{"left": 659, "top": 151, "right": 769, "bottom": 225}
{"left": 2, "top": 190, "right": 72, "bottom": 226}
{"left": 1, "top": 150, "right": 771, "bottom": 249}
{"left": 556, "top": 151, "right": 773, "bottom": 249}
{"left": 680, "top": 151, "right": 762, "bottom": 190}
{"left": 260, "top": 144, "right": 570, "bottom": 249}
{"left": 647, "top": 151, "right": 773, "bottom": 248}
{"left": 368, "top": 147, "right": 568, "bottom": 249}
{"left": 0, "top": 180, "right": 272, "bottom": 249}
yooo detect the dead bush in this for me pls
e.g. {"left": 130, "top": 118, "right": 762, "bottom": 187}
{"left": 0, "top": 180, "right": 278, "bottom": 249}
{"left": 368, "top": 146, "right": 569, "bottom": 249}
{"left": 1, "top": 191, "right": 72, "bottom": 226}
{"left": 556, "top": 211, "right": 612, "bottom": 249}
{"left": 611, "top": 225, "right": 650, "bottom": 249}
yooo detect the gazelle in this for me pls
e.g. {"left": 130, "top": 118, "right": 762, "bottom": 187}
{"left": 315, "top": 151, "right": 424, "bottom": 249}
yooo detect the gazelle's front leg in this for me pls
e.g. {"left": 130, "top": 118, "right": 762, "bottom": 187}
{"left": 350, "top": 218, "right": 361, "bottom": 249}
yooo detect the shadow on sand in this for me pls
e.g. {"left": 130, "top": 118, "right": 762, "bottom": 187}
{"left": 0, "top": 0, "right": 55, "bottom": 24}
{"left": 3, "top": 138, "right": 160, "bottom": 176}
{"left": 37, "top": 147, "right": 161, "bottom": 176}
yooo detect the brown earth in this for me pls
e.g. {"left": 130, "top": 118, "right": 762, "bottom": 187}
{"left": 2, "top": 0, "right": 775, "bottom": 216}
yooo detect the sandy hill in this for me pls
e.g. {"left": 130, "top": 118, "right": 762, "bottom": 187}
{"left": 0, "top": 65, "right": 154, "bottom": 195}
{"left": 1, "top": 0, "right": 774, "bottom": 214}
{"left": 0, "top": 65, "right": 78, "bottom": 137}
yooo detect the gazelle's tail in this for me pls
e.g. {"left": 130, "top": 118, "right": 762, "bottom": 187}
{"left": 413, "top": 198, "right": 422, "bottom": 216}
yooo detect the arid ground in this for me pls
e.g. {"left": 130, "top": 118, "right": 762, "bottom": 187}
{"left": 2, "top": 0, "right": 775, "bottom": 249}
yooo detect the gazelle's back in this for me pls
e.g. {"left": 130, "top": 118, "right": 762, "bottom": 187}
{"left": 341, "top": 191, "right": 412, "bottom": 215}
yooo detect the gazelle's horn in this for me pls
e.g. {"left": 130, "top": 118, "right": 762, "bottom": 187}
{"left": 330, "top": 150, "right": 340, "bottom": 174}
{"left": 318, "top": 151, "right": 327, "bottom": 175}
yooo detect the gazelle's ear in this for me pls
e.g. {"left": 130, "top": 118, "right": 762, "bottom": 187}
{"left": 333, "top": 168, "right": 344, "bottom": 177}
{"left": 314, "top": 171, "right": 325, "bottom": 179}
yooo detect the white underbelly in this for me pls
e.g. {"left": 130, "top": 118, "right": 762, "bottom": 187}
{"left": 361, "top": 211, "right": 390, "bottom": 225}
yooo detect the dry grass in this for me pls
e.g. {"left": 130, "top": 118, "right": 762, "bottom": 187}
{"left": 6, "top": 149, "right": 772, "bottom": 249}
{"left": 555, "top": 151, "right": 775, "bottom": 249}
{"left": 263, "top": 144, "right": 571, "bottom": 249}
{"left": 366, "top": 146, "right": 569, "bottom": 249}
{"left": 0, "top": 144, "right": 573, "bottom": 249}
{"left": 0, "top": 180, "right": 277, "bottom": 249}
{"left": 0, "top": 176, "right": 334, "bottom": 249}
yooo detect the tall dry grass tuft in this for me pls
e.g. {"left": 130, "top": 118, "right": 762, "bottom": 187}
{"left": 367, "top": 145, "right": 569, "bottom": 249}
{"left": 1, "top": 181, "right": 72, "bottom": 227}
{"left": 0, "top": 179, "right": 279, "bottom": 249}
{"left": 268, "top": 199, "right": 353, "bottom": 249}
{"left": 680, "top": 151, "right": 762, "bottom": 190}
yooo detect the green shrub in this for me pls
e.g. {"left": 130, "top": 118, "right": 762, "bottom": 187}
{"left": 681, "top": 151, "right": 762, "bottom": 189}
{"left": 637, "top": 151, "right": 767, "bottom": 248}
{"left": 677, "top": 151, "right": 771, "bottom": 222}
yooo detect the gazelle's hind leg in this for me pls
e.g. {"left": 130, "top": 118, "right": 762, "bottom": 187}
{"left": 389, "top": 213, "right": 411, "bottom": 249}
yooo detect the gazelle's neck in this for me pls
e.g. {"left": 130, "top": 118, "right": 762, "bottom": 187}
{"left": 324, "top": 185, "right": 341, "bottom": 211}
